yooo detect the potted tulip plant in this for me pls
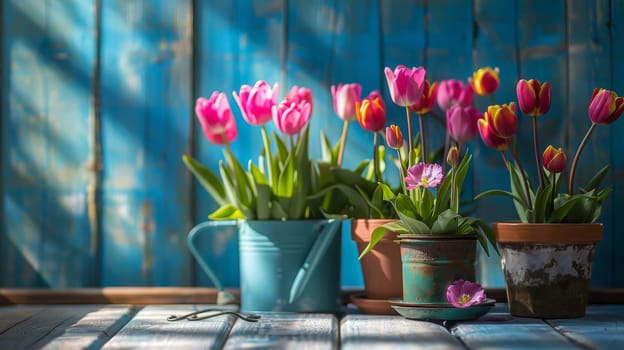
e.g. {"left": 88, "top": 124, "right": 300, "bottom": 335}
{"left": 359, "top": 65, "right": 499, "bottom": 306}
{"left": 182, "top": 81, "right": 343, "bottom": 313}
{"left": 475, "top": 76, "right": 623, "bottom": 318}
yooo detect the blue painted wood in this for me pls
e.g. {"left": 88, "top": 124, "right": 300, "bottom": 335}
{"left": 99, "top": 0, "right": 192, "bottom": 286}
{"left": 546, "top": 305, "right": 624, "bottom": 349}
{"left": 566, "top": 0, "right": 613, "bottom": 287}
{"left": 1, "top": 0, "right": 96, "bottom": 287}
{"left": 472, "top": 0, "right": 520, "bottom": 287}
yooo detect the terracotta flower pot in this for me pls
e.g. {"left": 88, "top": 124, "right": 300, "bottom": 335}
{"left": 494, "top": 222, "right": 603, "bottom": 318}
{"left": 399, "top": 234, "right": 477, "bottom": 304}
{"left": 351, "top": 219, "right": 402, "bottom": 300}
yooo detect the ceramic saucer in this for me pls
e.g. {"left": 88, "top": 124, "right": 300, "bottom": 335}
{"left": 389, "top": 298, "right": 496, "bottom": 321}
{"left": 350, "top": 293, "right": 399, "bottom": 315}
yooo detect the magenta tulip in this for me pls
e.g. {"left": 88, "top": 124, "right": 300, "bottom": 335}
{"left": 272, "top": 99, "right": 311, "bottom": 136}
{"left": 436, "top": 79, "right": 474, "bottom": 111}
{"left": 331, "top": 83, "right": 362, "bottom": 121}
{"left": 410, "top": 80, "right": 438, "bottom": 115}
{"left": 516, "top": 79, "right": 551, "bottom": 117}
{"left": 385, "top": 125, "right": 404, "bottom": 149}
{"left": 588, "top": 88, "right": 624, "bottom": 125}
{"left": 446, "top": 280, "right": 486, "bottom": 308}
{"left": 384, "top": 65, "right": 426, "bottom": 107}
{"left": 286, "top": 85, "right": 313, "bottom": 109}
{"left": 232, "top": 80, "right": 279, "bottom": 125}
{"left": 446, "top": 105, "right": 481, "bottom": 144}
{"left": 195, "top": 92, "right": 238, "bottom": 145}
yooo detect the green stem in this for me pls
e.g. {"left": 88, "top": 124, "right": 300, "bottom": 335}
{"left": 373, "top": 132, "right": 380, "bottom": 183}
{"left": 397, "top": 149, "right": 406, "bottom": 193}
{"left": 418, "top": 113, "right": 427, "bottom": 163}
{"left": 532, "top": 118, "right": 544, "bottom": 189}
{"left": 260, "top": 125, "right": 275, "bottom": 187}
{"left": 510, "top": 146, "right": 533, "bottom": 210}
{"left": 405, "top": 107, "right": 413, "bottom": 166}
{"left": 451, "top": 163, "right": 458, "bottom": 213}
{"left": 568, "top": 123, "right": 596, "bottom": 195}
{"left": 551, "top": 171, "right": 556, "bottom": 215}
{"left": 337, "top": 120, "right": 350, "bottom": 167}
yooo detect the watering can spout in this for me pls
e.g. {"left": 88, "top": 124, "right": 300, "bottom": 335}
{"left": 288, "top": 219, "right": 341, "bottom": 304}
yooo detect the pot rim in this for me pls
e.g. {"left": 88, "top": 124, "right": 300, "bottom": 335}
{"left": 397, "top": 233, "right": 477, "bottom": 241}
{"left": 351, "top": 218, "right": 398, "bottom": 242}
{"left": 493, "top": 222, "right": 603, "bottom": 243}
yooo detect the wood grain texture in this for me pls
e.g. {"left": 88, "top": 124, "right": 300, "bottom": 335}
{"left": 224, "top": 313, "right": 338, "bottom": 349}
{"left": 1, "top": 0, "right": 96, "bottom": 288}
{"left": 99, "top": 0, "right": 192, "bottom": 286}
{"left": 0, "top": 305, "right": 130, "bottom": 349}
{"left": 341, "top": 314, "right": 464, "bottom": 350}
{"left": 101, "top": 304, "right": 236, "bottom": 349}
{"left": 546, "top": 305, "right": 624, "bottom": 349}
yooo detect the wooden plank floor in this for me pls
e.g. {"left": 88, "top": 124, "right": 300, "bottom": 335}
{"left": 0, "top": 304, "right": 622, "bottom": 349}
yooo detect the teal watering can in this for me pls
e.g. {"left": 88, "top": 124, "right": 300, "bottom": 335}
{"left": 188, "top": 219, "right": 342, "bottom": 312}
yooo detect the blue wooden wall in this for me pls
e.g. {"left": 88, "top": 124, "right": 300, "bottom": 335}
{"left": 1, "top": 0, "right": 623, "bottom": 288}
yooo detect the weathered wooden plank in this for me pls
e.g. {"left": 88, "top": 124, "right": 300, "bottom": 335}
{"left": 0, "top": 306, "right": 44, "bottom": 333}
{"left": 99, "top": 0, "right": 193, "bottom": 286}
{"left": 451, "top": 312, "right": 582, "bottom": 349}
{"left": 40, "top": 305, "right": 136, "bottom": 350}
{"left": 610, "top": 0, "right": 624, "bottom": 288}
{"left": 341, "top": 314, "right": 464, "bottom": 350}
{"left": 101, "top": 305, "right": 236, "bottom": 349}
{"left": 472, "top": 0, "right": 520, "bottom": 288}
{"left": 566, "top": 0, "right": 613, "bottom": 287}
{"left": 224, "top": 313, "right": 338, "bottom": 349}
{"left": 546, "top": 305, "right": 624, "bottom": 349}
{"left": 1, "top": 0, "right": 96, "bottom": 287}
{"left": 0, "top": 305, "right": 129, "bottom": 349}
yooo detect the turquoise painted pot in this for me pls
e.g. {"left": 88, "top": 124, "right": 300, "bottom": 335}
{"left": 188, "top": 219, "right": 342, "bottom": 313}
{"left": 399, "top": 234, "right": 476, "bottom": 304}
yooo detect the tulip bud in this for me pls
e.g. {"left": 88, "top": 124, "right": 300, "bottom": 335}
{"left": 331, "top": 83, "right": 362, "bottom": 121}
{"left": 436, "top": 79, "right": 473, "bottom": 111}
{"left": 516, "top": 79, "right": 551, "bottom": 117}
{"left": 410, "top": 80, "right": 438, "bottom": 115}
{"left": 542, "top": 145, "right": 567, "bottom": 173}
{"left": 588, "top": 88, "right": 624, "bottom": 125}
{"left": 483, "top": 103, "right": 518, "bottom": 139}
{"left": 356, "top": 96, "right": 386, "bottom": 132}
{"left": 384, "top": 65, "right": 427, "bottom": 107}
{"left": 470, "top": 67, "right": 500, "bottom": 95}
{"left": 447, "top": 146, "right": 460, "bottom": 166}
{"left": 195, "top": 92, "right": 238, "bottom": 145}
{"left": 385, "top": 125, "right": 404, "bottom": 149}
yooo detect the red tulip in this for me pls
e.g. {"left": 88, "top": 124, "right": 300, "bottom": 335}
{"left": 542, "top": 145, "right": 567, "bottom": 173}
{"left": 232, "top": 80, "right": 279, "bottom": 125}
{"left": 385, "top": 125, "right": 404, "bottom": 149}
{"left": 588, "top": 88, "right": 624, "bottom": 125}
{"left": 272, "top": 99, "right": 311, "bottom": 136}
{"left": 356, "top": 96, "right": 386, "bottom": 132}
{"left": 384, "top": 65, "right": 426, "bottom": 107}
{"left": 516, "top": 79, "right": 551, "bottom": 117}
{"left": 483, "top": 103, "right": 518, "bottom": 139}
{"left": 195, "top": 92, "right": 238, "bottom": 145}
{"left": 331, "top": 83, "right": 362, "bottom": 121}
{"left": 446, "top": 105, "right": 481, "bottom": 144}
{"left": 469, "top": 67, "right": 500, "bottom": 96}
{"left": 410, "top": 80, "right": 439, "bottom": 115}
{"left": 477, "top": 118, "right": 509, "bottom": 151}
{"left": 436, "top": 79, "right": 473, "bottom": 111}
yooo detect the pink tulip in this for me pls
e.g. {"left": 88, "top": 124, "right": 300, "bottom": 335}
{"left": 331, "top": 83, "right": 362, "bottom": 121}
{"left": 232, "top": 80, "right": 279, "bottom": 125}
{"left": 384, "top": 65, "right": 426, "bottom": 107}
{"left": 195, "top": 92, "right": 238, "bottom": 145}
{"left": 436, "top": 79, "right": 474, "bottom": 111}
{"left": 272, "top": 99, "right": 311, "bottom": 136}
{"left": 385, "top": 125, "right": 404, "bottom": 149}
{"left": 286, "top": 85, "right": 313, "bottom": 109}
{"left": 588, "top": 88, "right": 624, "bottom": 125}
{"left": 446, "top": 105, "right": 481, "bottom": 144}
{"left": 516, "top": 79, "right": 551, "bottom": 117}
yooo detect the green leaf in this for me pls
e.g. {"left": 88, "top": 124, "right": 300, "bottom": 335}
{"left": 418, "top": 188, "right": 434, "bottom": 224}
{"left": 430, "top": 209, "right": 459, "bottom": 234}
{"left": 532, "top": 184, "right": 553, "bottom": 223}
{"left": 379, "top": 183, "right": 397, "bottom": 200}
{"left": 182, "top": 155, "right": 228, "bottom": 206}
{"left": 474, "top": 189, "right": 526, "bottom": 204}
{"left": 208, "top": 204, "right": 245, "bottom": 220}
{"left": 581, "top": 165, "right": 609, "bottom": 192}
{"left": 277, "top": 153, "right": 295, "bottom": 197}
{"left": 219, "top": 162, "right": 253, "bottom": 219}
{"left": 309, "top": 184, "right": 370, "bottom": 218}
{"left": 223, "top": 149, "right": 253, "bottom": 207}
{"left": 358, "top": 222, "right": 407, "bottom": 259}
{"left": 320, "top": 131, "right": 335, "bottom": 164}
{"left": 549, "top": 195, "right": 586, "bottom": 223}
{"left": 270, "top": 200, "right": 288, "bottom": 220}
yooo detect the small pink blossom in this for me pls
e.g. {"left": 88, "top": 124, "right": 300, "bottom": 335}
{"left": 405, "top": 163, "right": 444, "bottom": 189}
{"left": 446, "top": 280, "right": 486, "bottom": 308}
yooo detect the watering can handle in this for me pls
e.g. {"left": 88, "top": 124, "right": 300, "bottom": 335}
{"left": 288, "top": 219, "right": 341, "bottom": 304}
{"left": 187, "top": 220, "right": 238, "bottom": 304}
